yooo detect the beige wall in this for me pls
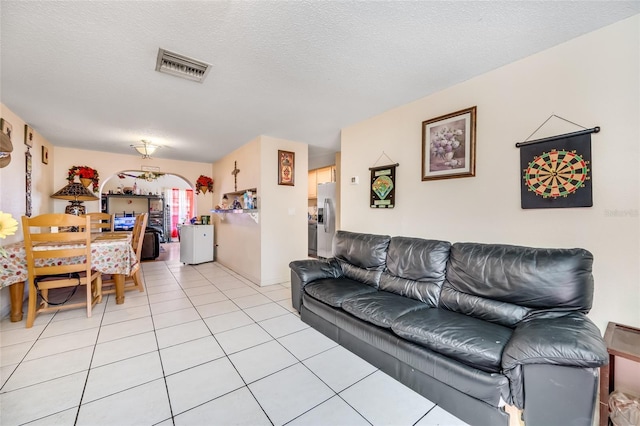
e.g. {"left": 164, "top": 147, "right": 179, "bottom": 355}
{"left": 259, "top": 136, "right": 308, "bottom": 285}
{"left": 213, "top": 136, "right": 308, "bottom": 286}
{"left": 213, "top": 137, "right": 262, "bottom": 283}
{"left": 102, "top": 173, "right": 192, "bottom": 194}
{"left": 0, "top": 103, "right": 55, "bottom": 228}
{"left": 341, "top": 16, "right": 639, "bottom": 333}
{"left": 0, "top": 104, "right": 56, "bottom": 318}
{"left": 0, "top": 112, "right": 214, "bottom": 317}
{"left": 53, "top": 147, "right": 214, "bottom": 218}
{"left": 0, "top": 104, "right": 54, "bottom": 318}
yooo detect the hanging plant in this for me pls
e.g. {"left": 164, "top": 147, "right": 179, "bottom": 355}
{"left": 195, "top": 175, "right": 214, "bottom": 194}
{"left": 67, "top": 166, "right": 99, "bottom": 192}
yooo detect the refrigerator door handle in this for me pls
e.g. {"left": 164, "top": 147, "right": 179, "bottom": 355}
{"left": 324, "top": 199, "right": 330, "bottom": 233}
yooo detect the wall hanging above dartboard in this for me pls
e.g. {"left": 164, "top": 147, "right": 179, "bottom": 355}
{"left": 516, "top": 115, "right": 599, "bottom": 209}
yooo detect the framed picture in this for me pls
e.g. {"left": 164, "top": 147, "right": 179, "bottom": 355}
{"left": 422, "top": 106, "right": 476, "bottom": 181}
{"left": 370, "top": 164, "right": 397, "bottom": 208}
{"left": 278, "top": 150, "right": 295, "bottom": 186}
{"left": 24, "top": 124, "right": 34, "bottom": 147}
{"left": 41, "top": 145, "right": 49, "bottom": 164}
{"left": 25, "top": 150, "right": 32, "bottom": 217}
{"left": 0, "top": 118, "right": 12, "bottom": 140}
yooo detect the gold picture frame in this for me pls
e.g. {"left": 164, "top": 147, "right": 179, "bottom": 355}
{"left": 278, "top": 150, "right": 295, "bottom": 186}
{"left": 422, "top": 106, "right": 476, "bottom": 181}
{"left": 1, "top": 118, "right": 13, "bottom": 140}
{"left": 24, "top": 124, "right": 34, "bottom": 147}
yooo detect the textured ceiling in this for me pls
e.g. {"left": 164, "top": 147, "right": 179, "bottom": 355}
{"left": 1, "top": 1, "right": 638, "bottom": 163}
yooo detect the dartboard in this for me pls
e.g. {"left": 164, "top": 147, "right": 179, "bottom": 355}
{"left": 523, "top": 149, "right": 590, "bottom": 198}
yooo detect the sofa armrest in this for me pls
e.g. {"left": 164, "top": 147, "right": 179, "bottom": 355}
{"left": 502, "top": 312, "right": 608, "bottom": 408}
{"left": 289, "top": 259, "right": 342, "bottom": 312}
{"left": 503, "top": 312, "right": 608, "bottom": 369}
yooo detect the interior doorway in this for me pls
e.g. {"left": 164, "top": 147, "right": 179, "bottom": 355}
{"left": 100, "top": 170, "right": 194, "bottom": 243}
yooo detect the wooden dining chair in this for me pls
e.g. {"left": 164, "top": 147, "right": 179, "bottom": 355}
{"left": 21, "top": 213, "right": 102, "bottom": 328}
{"left": 83, "top": 212, "right": 114, "bottom": 232}
{"left": 101, "top": 213, "right": 148, "bottom": 297}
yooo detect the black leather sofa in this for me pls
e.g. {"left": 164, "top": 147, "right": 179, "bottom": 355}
{"left": 289, "top": 231, "right": 608, "bottom": 426}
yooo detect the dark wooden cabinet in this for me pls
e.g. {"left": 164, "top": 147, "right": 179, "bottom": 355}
{"left": 599, "top": 322, "right": 640, "bottom": 426}
{"left": 102, "top": 194, "right": 166, "bottom": 242}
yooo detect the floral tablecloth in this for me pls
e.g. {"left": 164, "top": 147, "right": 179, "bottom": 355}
{"left": 0, "top": 233, "right": 138, "bottom": 288}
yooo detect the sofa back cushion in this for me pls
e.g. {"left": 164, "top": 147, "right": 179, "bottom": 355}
{"left": 334, "top": 231, "right": 391, "bottom": 287}
{"left": 380, "top": 236, "right": 451, "bottom": 306}
{"left": 440, "top": 242, "right": 594, "bottom": 327}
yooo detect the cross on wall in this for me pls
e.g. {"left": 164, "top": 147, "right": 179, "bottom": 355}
{"left": 231, "top": 161, "right": 240, "bottom": 192}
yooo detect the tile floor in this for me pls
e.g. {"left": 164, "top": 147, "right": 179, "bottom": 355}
{"left": 0, "top": 243, "right": 469, "bottom": 426}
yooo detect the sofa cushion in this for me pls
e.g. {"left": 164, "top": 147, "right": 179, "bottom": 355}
{"left": 342, "top": 291, "right": 430, "bottom": 328}
{"left": 304, "top": 278, "right": 377, "bottom": 308}
{"left": 440, "top": 242, "right": 594, "bottom": 326}
{"left": 334, "top": 231, "right": 391, "bottom": 287}
{"left": 392, "top": 309, "right": 512, "bottom": 373}
{"left": 380, "top": 236, "right": 451, "bottom": 305}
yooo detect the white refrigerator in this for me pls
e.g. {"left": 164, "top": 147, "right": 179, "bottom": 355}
{"left": 180, "top": 224, "right": 214, "bottom": 264}
{"left": 317, "top": 182, "right": 336, "bottom": 258}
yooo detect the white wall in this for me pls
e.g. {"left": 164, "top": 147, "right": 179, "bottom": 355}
{"left": 309, "top": 151, "right": 336, "bottom": 170}
{"left": 341, "top": 16, "right": 639, "bottom": 333}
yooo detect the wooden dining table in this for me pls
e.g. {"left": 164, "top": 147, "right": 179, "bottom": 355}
{"left": 1, "top": 232, "right": 138, "bottom": 322}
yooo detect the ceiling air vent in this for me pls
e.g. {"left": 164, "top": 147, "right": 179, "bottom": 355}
{"left": 155, "top": 48, "right": 211, "bottom": 83}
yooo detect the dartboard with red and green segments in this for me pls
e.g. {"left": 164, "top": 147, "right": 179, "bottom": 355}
{"left": 523, "top": 149, "right": 590, "bottom": 198}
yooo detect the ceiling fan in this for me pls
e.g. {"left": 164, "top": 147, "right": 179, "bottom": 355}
{"left": 117, "top": 171, "right": 166, "bottom": 182}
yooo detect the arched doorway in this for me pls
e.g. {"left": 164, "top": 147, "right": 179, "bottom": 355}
{"left": 100, "top": 170, "right": 194, "bottom": 242}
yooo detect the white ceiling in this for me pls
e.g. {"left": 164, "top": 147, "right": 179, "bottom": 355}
{"left": 1, "top": 1, "right": 638, "bottom": 163}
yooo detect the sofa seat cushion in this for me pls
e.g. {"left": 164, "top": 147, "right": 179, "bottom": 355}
{"left": 305, "top": 278, "right": 377, "bottom": 308}
{"left": 342, "top": 291, "right": 430, "bottom": 328}
{"left": 392, "top": 309, "right": 513, "bottom": 373}
{"left": 301, "top": 297, "right": 511, "bottom": 408}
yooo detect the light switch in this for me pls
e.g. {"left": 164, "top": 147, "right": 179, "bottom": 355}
{"left": 288, "top": 208, "right": 296, "bottom": 215}
{"left": 351, "top": 176, "right": 359, "bottom": 185}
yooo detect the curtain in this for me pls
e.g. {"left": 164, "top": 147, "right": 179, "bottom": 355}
{"left": 168, "top": 188, "right": 194, "bottom": 239}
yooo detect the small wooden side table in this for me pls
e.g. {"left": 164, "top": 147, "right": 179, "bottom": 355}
{"left": 599, "top": 322, "right": 640, "bottom": 426}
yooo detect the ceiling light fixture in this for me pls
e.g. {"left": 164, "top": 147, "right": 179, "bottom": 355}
{"left": 131, "top": 140, "right": 159, "bottom": 159}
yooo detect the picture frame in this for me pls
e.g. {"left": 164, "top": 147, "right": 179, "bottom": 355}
{"left": 370, "top": 164, "right": 397, "bottom": 208}
{"left": 25, "top": 149, "right": 32, "bottom": 217}
{"left": 1, "top": 118, "right": 12, "bottom": 140}
{"left": 278, "top": 150, "right": 295, "bottom": 186}
{"left": 422, "top": 106, "right": 476, "bottom": 181}
{"left": 24, "top": 124, "right": 34, "bottom": 147}
{"left": 41, "top": 145, "right": 49, "bottom": 164}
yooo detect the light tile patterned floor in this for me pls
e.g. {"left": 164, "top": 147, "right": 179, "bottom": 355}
{"left": 0, "top": 243, "right": 469, "bottom": 426}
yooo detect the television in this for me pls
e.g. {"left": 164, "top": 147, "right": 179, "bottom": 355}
{"left": 113, "top": 216, "right": 136, "bottom": 231}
